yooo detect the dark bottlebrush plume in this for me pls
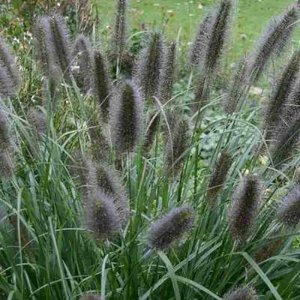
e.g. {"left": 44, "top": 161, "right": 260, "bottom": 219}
{"left": 88, "top": 115, "right": 110, "bottom": 162}
{"left": 83, "top": 187, "right": 120, "bottom": 240}
{"left": 204, "top": 0, "right": 233, "bottom": 74}
{"left": 135, "top": 32, "right": 164, "bottom": 100}
{"left": 0, "top": 37, "right": 20, "bottom": 96}
{"left": 80, "top": 294, "right": 101, "bottom": 300}
{"left": 207, "top": 151, "right": 233, "bottom": 202}
{"left": 33, "top": 16, "right": 59, "bottom": 77}
{"left": 148, "top": 205, "right": 195, "bottom": 250}
{"left": 143, "top": 112, "right": 161, "bottom": 156}
{"left": 193, "top": 72, "right": 211, "bottom": 112}
{"left": 248, "top": 3, "right": 299, "bottom": 82}
{"left": 189, "top": 10, "right": 215, "bottom": 67}
{"left": 93, "top": 50, "right": 112, "bottom": 121}
{"left": 42, "top": 65, "right": 61, "bottom": 111}
{"left": 96, "top": 164, "right": 130, "bottom": 225}
{"left": 229, "top": 175, "right": 263, "bottom": 242}
{"left": 271, "top": 116, "right": 300, "bottom": 167}
{"left": 165, "top": 114, "right": 191, "bottom": 177}
{"left": 0, "top": 109, "right": 11, "bottom": 149}
{"left": 110, "top": 81, "right": 143, "bottom": 154}
{"left": 77, "top": 156, "right": 129, "bottom": 227}
{"left": 263, "top": 50, "right": 300, "bottom": 144}
{"left": 223, "top": 287, "right": 258, "bottom": 300}
{"left": 49, "top": 14, "right": 72, "bottom": 77}
{"left": 277, "top": 185, "right": 300, "bottom": 227}
{"left": 224, "top": 56, "right": 249, "bottom": 114}
{"left": 254, "top": 237, "right": 283, "bottom": 262}
{"left": 158, "top": 41, "right": 176, "bottom": 104}
{"left": 0, "top": 150, "right": 15, "bottom": 178}
{"left": 72, "top": 34, "right": 94, "bottom": 93}
{"left": 27, "top": 107, "right": 46, "bottom": 138}
{"left": 112, "top": 0, "right": 128, "bottom": 58}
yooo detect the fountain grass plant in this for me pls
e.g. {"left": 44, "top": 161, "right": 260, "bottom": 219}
{"left": 0, "top": 0, "right": 300, "bottom": 299}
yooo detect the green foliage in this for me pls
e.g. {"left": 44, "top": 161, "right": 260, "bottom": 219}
{"left": 0, "top": 1, "right": 300, "bottom": 300}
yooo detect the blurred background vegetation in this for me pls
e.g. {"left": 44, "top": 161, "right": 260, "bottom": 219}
{"left": 0, "top": 0, "right": 298, "bottom": 59}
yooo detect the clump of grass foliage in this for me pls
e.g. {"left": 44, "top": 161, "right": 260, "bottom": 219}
{"left": 1, "top": 0, "right": 300, "bottom": 299}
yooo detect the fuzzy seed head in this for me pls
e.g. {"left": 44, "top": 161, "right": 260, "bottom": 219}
{"left": 0, "top": 109, "right": 11, "bottom": 149}
{"left": 110, "top": 80, "right": 143, "bottom": 154}
{"left": 135, "top": 32, "right": 164, "bottom": 100}
{"left": 225, "top": 56, "right": 249, "bottom": 114}
{"left": 93, "top": 50, "right": 112, "bottom": 121}
{"left": 277, "top": 185, "right": 300, "bottom": 227}
{"left": 204, "top": 0, "right": 233, "bottom": 74}
{"left": 254, "top": 237, "right": 283, "bottom": 262}
{"left": 271, "top": 116, "right": 300, "bottom": 167}
{"left": 88, "top": 114, "right": 110, "bottom": 162}
{"left": 49, "top": 14, "right": 72, "bottom": 76}
{"left": 112, "top": 0, "right": 128, "bottom": 57}
{"left": 33, "top": 16, "right": 59, "bottom": 77}
{"left": 96, "top": 164, "right": 130, "bottom": 225}
{"left": 27, "top": 108, "right": 46, "bottom": 138}
{"left": 143, "top": 112, "right": 161, "bottom": 156}
{"left": 189, "top": 10, "right": 215, "bottom": 67}
{"left": 148, "top": 205, "right": 195, "bottom": 250}
{"left": 0, "top": 149, "right": 15, "bottom": 179}
{"left": 72, "top": 35, "right": 94, "bottom": 93}
{"left": 83, "top": 188, "right": 120, "bottom": 240}
{"left": 264, "top": 50, "right": 300, "bottom": 143}
{"left": 165, "top": 114, "right": 191, "bottom": 177}
{"left": 0, "top": 37, "right": 20, "bottom": 97}
{"left": 223, "top": 287, "right": 258, "bottom": 300}
{"left": 207, "top": 151, "right": 233, "bottom": 201}
{"left": 158, "top": 41, "right": 176, "bottom": 104}
{"left": 193, "top": 72, "right": 211, "bottom": 112}
{"left": 80, "top": 294, "right": 101, "bottom": 300}
{"left": 229, "top": 175, "right": 263, "bottom": 242}
{"left": 248, "top": 4, "right": 299, "bottom": 82}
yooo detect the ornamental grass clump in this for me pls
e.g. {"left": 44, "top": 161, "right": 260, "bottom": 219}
{"left": 148, "top": 206, "right": 195, "bottom": 250}
{"left": 110, "top": 80, "right": 143, "bottom": 155}
{"left": 229, "top": 175, "right": 263, "bottom": 242}
{"left": 2, "top": 0, "right": 300, "bottom": 299}
{"left": 277, "top": 185, "right": 300, "bottom": 227}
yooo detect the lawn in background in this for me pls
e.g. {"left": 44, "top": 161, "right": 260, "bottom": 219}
{"left": 96, "top": 0, "right": 299, "bottom": 60}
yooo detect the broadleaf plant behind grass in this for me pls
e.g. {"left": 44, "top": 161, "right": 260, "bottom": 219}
{"left": 0, "top": 0, "right": 300, "bottom": 299}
